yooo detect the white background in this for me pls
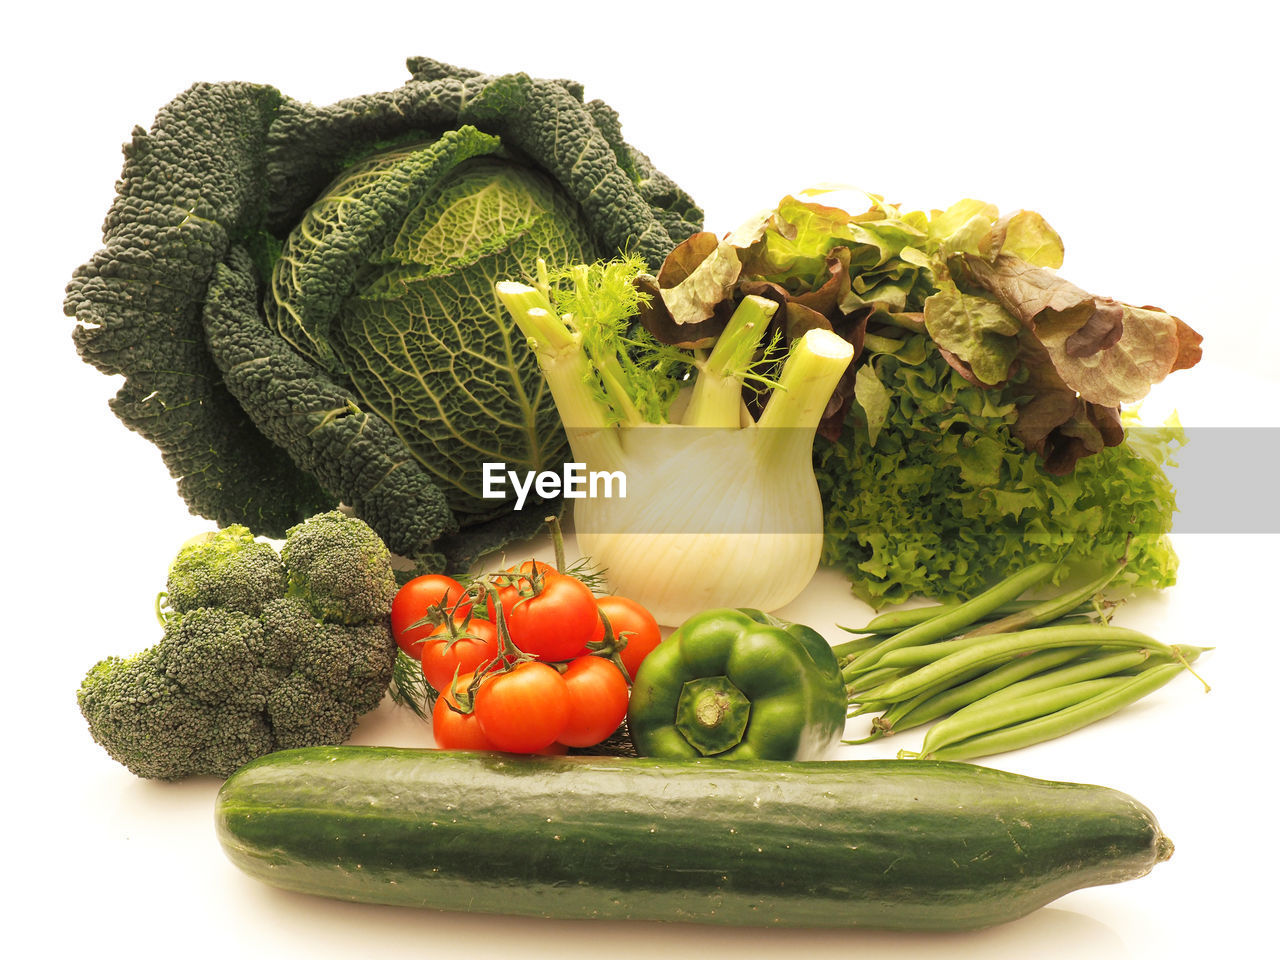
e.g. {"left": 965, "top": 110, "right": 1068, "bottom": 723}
{"left": 6, "top": 3, "right": 1277, "bottom": 958}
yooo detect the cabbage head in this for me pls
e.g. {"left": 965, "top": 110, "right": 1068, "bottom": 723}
{"left": 267, "top": 132, "right": 594, "bottom": 525}
{"left": 66, "top": 59, "right": 701, "bottom": 570}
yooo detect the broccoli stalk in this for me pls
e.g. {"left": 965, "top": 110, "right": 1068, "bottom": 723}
{"left": 77, "top": 512, "right": 399, "bottom": 781}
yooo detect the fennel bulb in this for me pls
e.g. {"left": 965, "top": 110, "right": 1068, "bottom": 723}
{"left": 496, "top": 262, "right": 853, "bottom": 626}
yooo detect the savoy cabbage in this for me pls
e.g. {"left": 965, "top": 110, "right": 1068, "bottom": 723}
{"left": 66, "top": 58, "right": 701, "bottom": 570}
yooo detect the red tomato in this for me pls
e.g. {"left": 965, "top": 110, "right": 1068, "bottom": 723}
{"left": 558, "top": 656, "right": 630, "bottom": 748}
{"left": 483, "top": 560, "right": 558, "bottom": 621}
{"left": 474, "top": 661, "right": 569, "bottom": 753}
{"left": 391, "top": 574, "right": 473, "bottom": 660}
{"left": 502, "top": 572, "right": 602, "bottom": 662}
{"left": 419, "top": 616, "right": 500, "bottom": 693}
{"left": 431, "top": 673, "right": 496, "bottom": 751}
{"left": 597, "top": 596, "right": 662, "bottom": 680}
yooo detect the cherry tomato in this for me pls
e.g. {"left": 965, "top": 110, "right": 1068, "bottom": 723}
{"left": 474, "top": 661, "right": 569, "bottom": 753}
{"left": 558, "top": 656, "right": 630, "bottom": 748}
{"left": 596, "top": 596, "right": 662, "bottom": 680}
{"left": 503, "top": 572, "right": 602, "bottom": 662}
{"left": 431, "top": 673, "right": 496, "bottom": 751}
{"left": 419, "top": 616, "right": 500, "bottom": 693}
{"left": 483, "top": 560, "right": 558, "bottom": 621}
{"left": 391, "top": 574, "right": 473, "bottom": 660}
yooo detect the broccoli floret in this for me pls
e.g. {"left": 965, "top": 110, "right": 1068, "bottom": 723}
{"left": 77, "top": 648, "right": 275, "bottom": 781}
{"left": 257, "top": 596, "right": 315, "bottom": 670}
{"left": 165, "top": 526, "right": 286, "bottom": 615}
{"left": 291, "top": 622, "right": 399, "bottom": 715}
{"left": 266, "top": 676, "right": 364, "bottom": 750}
{"left": 77, "top": 512, "right": 398, "bottom": 781}
{"left": 281, "top": 511, "right": 398, "bottom": 624}
{"left": 159, "top": 608, "right": 272, "bottom": 708}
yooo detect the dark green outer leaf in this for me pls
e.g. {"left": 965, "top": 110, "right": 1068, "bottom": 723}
{"left": 458, "top": 72, "right": 685, "bottom": 266}
{"left": 64, "top": 81, "right": 333, "bottom": 536}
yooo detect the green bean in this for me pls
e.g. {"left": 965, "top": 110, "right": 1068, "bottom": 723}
{"left": 837, "top": 562, "right": 1059, "bottom": 668}
{"left": 838, "top": 599, "right": 1091, "bottom": 637}
{"left": 833, "top": 633, "right": 883, "bottom": 665}
{"left": 873, "top": 647, "right": 1090, "bottom": 736}
{"left": 971, "top": 647, "right": 1156, "bottom": 707}
{"left": 959, "top": 563, "right": 1124, "bottom": 639}
{"left": 849, "top": 686, "right": 954, "bottom": 743}
{"left": 861, "top": 637, "right": 990, "bottom": 672}
{"left": 1112, "top": 646, "right": 1211, "bottom": 683}
{"left": 884, "top": 644, "right": 1209, "bottom": 743}
{"left": 847, "top": 700, "right": 888, "bottom": 718}
{"left": 920, "top": 662, "right": 1199, "bottom": 762}
{"left": 843, "top": 664, "right": 908, "bottom": 694}
{"left": 860, "top": 615, "right": 1102, "bottom": 673}
{"left": 855, "top": 624, "right": 1169, "bottom": 704}
{"left": 844, "top": 665, "right": 991, "bottom": 743}
{"left": 919, "top": 677, "right": 1131, "bottom": 756}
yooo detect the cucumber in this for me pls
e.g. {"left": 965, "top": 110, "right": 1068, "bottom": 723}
{"left": 215, "top": 747, "right": 1172, "bottom": 931}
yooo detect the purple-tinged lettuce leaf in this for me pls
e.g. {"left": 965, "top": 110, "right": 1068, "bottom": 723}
{"left": 1010, "top": 336, "right": 1125, "bottom": 475}
{"left": 633, "top": 273, "right": 730, "bottom": 348}
{"left": 954, "top": 252, "right": 1204, "bottom": 408}
{"left": 653, "top": 231, "right": 742, "bottom": 326}
{"left": 639, "top": 186, "right": 1200, "bottom": 485}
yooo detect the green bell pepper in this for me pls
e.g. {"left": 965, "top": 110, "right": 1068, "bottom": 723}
{"left": 626, "top": 608, "right": 846, "bottom": 760}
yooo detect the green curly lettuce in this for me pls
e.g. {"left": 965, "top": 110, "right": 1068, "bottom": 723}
{"left": 816, "top": 333, "right": 1183, "bottom": 607}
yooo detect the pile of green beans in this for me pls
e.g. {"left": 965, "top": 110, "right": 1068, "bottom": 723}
{"left": 833, "top": 562, "right": 1208, "bottom": 762}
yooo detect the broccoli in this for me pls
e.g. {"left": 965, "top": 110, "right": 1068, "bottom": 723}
{"left": 280, "top": 510, "right": 398, "bottom": 624}
{"left": 165, "top": 525, "right": 286, "bottom": 615}
{"left": 77, "top": 511, "right": 399, "bottom": 780}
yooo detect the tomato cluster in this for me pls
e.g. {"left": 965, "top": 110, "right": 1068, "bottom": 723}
{"left": 390, "top": 563, "right": 661, "bottom": 754}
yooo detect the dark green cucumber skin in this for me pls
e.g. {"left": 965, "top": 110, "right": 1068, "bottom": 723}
{"left": 214, "top": 747, "right": 1171, "bottom": 931}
